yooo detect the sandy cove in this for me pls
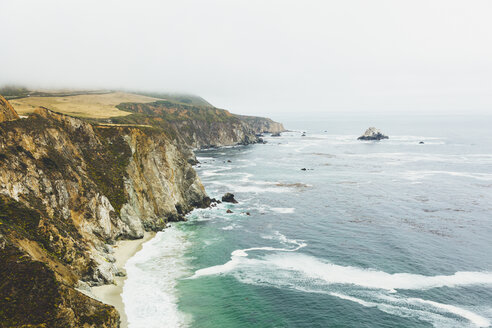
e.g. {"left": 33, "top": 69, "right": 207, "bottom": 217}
{"left": 91, "top": 232, "right": 156, "bottom": 328}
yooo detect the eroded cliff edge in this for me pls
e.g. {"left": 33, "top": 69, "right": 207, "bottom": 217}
{"left": 110, "top": 99, "right": 285, "bottom": 149}
{"left": 0, "top": 94, "right": 284, "bottom": 327}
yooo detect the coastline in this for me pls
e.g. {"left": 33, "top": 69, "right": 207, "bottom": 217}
{"left": 91, "top": 231, "right": 156, "bottom": 328}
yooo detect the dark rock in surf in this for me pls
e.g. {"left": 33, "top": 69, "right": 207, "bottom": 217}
{"left": 115, "top": 271, "right": 126, "bottom": 277}
{"left": 187, "top": 157, "right": 200, "bottom": 165}
{"left": 193, "top": 196, "right": 221, "bottom": 209}
{"left": 226, "top": 209, "right": 233, "bottom": 214}
{"left": 222, "top": 193, "right": 238, "bottom": 204}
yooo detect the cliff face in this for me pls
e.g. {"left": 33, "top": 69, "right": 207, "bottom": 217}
{"left": 112, "top": 101, "right": 285, "bottom": 148}
{"left": 0, "top": 95, "right": 20, "bottom": 122}
{"left": 0, "top": 93, "right": 284, "bottom": 327}
{"left": 166, "top": 119, "right": 259, "bottom": 149}
{"left": 0, "top": 107, "right": 209, "bottom": 327}
{"left": 236, "top": 115, "right": 285, "bottom": 134}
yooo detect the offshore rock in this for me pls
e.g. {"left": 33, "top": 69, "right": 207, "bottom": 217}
{"left": 357, "top": 127, "right": 389, "bottom": 140}
{"left": 222, "top": 193, "right": 238, "bottom": 203}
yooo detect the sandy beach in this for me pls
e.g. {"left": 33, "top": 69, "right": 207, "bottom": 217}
{"left": 91, "top": 232, "right": 155, "bottom": 328}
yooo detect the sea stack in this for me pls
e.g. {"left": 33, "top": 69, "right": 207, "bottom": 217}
{"left": 222, "top": 193, "right": 238, "bottom": 203}
{"left": 357, "top": 127, "right": 389, "bottom": 141}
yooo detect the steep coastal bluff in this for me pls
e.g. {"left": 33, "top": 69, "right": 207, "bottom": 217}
{"left": 112, "top": 100, "right": 285, "bottom": 149}
{"left": 0, "top": 95, "right": 20, "bottom": 122}
{"left": 0, "top": 93, "right": 284, "bottom": 327}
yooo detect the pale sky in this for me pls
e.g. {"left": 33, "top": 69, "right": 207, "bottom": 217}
{"left": 1, "top": 0, "right": 491, "bottom": 116}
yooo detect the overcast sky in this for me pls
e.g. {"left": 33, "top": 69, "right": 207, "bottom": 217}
{"left": 1, "top": 0, "right": 491, "bottom": 116}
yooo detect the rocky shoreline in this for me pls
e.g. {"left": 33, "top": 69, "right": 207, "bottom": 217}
{"left": 0, "top": 94, "right": 284, "bottom": 327}
{"left": 89, "top": 232, "right": 155, "bottom": 328}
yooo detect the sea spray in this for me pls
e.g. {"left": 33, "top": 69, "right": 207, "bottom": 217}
{"left": 122, "top": 226, "right": 193, "bottom": 328}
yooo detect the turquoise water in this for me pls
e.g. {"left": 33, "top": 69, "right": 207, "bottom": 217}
{"left": 123, "top": 114, "right": 492, "bottom": 328}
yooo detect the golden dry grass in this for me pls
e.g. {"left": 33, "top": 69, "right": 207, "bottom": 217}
{"left": 10, "top": 92, "right": 160, "bottom": 119}
{"left": 95, "top": 123, "right": 152, "bottom": 128}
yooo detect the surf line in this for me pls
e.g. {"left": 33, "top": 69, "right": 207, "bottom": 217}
{"left": 188, "top": 242, "right": 306, "bottom": 280}
{"left": 329, "top": 293, "right": 491, "bottom": 328}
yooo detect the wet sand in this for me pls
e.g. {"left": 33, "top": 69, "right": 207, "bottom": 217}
{"left": 91, "top": 232, "right": 155, "bottom": 328}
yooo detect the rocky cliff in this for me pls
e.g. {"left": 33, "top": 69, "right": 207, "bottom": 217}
{"left": 235, "top": 115, "right": 285, "bottom": 134}
{"left": 111, "top": 100, "right": 285, "bottom": 148}
{"left": 0, "top": 95, "right": 20, "bottom": 122}
{"left": 0, "top": 91, "right": 284, "bottom": 327}
{"left": 0, "top": 105, "right": 210, "bottom": 327}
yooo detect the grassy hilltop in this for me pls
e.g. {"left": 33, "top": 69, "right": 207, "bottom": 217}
{"left": 2, "top": 87, "right": 284, "bottom": 148}
{"left": 6, "top": 88, "right": 226, "bottom": 122}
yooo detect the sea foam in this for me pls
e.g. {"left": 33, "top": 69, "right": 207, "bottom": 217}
{"left": 123, "top": 226, "right": 193, "bottom": 328}
{"left": 271, "top": 207, "right": 295, "bottom": 214}
{"left": 189, "top": 246, "right": 492, "bottom": 327}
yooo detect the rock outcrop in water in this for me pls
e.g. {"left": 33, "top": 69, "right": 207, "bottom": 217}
{"left": 357, "top": 127, "right": 389, "bottom": 140}
{"left": 222, "top": 193, "right": 238, "bottom": 204}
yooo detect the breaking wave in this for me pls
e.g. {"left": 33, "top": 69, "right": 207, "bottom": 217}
{"left": 123, "top": 226, "right": 193, "bottom": 328}
{"left": 189, "top": 237, "right": 492, "bottom": 327}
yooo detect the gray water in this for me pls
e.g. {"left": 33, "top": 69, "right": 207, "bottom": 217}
{"left": 123, "top": 114, "right": 492, "bottom": 328}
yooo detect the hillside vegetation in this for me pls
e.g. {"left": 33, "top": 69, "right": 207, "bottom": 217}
{"left": 6, "top": 89, "right": 284, "bottom": 148}
{"left": 10, "top": 92, "right": 160, "bottom": 118}
{"left": 131, "top": 91, "right": 213, "bottom": 107}
{"left": 0, "top": 89, "right": 284, "bottom": 327}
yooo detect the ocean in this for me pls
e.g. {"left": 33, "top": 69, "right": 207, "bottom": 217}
{"left": 122, "top": 113, "right": 492, "bottom": 328}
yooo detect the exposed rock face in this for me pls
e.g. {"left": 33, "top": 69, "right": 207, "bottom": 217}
{"left": 0, "top": 94, "right": 284, "bottom": 327}
{"left": 357, "top": 127, "right": 389, "bottom": 140}
{"left": 0, "top": 95, "right": 20, "bottom": 122}
{"left": 0, "top": 105, "right": 209, "bottom": 327}
{"left": 222, "top": 193, "right": 238, "bottom": 204}
{"left": 235, "top": 115, "right": 285, "bottom": 134}
{"left": 121, "top": 128, "right": 208, "bottom": 237}
{"left": 112, "top": 101, "right": 285, "bottom": 149}
{"left": 171, "top": 119, "right": 259, "bottom": 149}
{"left": 0, "top": 209, "right": 119, "bottom": 327}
